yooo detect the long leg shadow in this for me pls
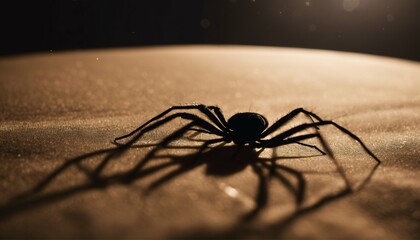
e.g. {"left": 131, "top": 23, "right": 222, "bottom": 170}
{"left": 171, "top": 160, "right": 380, "bottom": 239}
{"left": 0, "top": 124, "right": 218, "bottom": 219}
{"left": 0, "top": 124, "right": 206, "bottom": 219}
{"left": 0, "top": 125, "right": 380, "bottom": 240}
{"left": 0, "top": 123, "right": 212, "bottom": 217}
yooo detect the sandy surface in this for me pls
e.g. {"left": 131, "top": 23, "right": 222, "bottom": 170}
{"left": 0, "top": 45, "right": 419, "bottom": 239}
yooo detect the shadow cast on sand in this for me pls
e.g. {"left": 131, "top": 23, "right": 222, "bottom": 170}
{"left": 170, "top": 152, "right": 379, "bottom": 239}
{"left": 0, "top": 126, "right": 380, "bottom": 238}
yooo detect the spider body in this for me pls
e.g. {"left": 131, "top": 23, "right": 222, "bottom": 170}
{"left": 226, "top": 112, "right": 268, "bottom": 145}
{"left": 114, "top": 104, "right": 380, "bottom": 166}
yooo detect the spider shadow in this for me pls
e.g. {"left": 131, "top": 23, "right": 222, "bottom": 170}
{"left": 129, "top": 136, "right": 380, "bottom": 239}
{"left": 0, "top": 142, "right": 158, "bottom": 219}
{"left": 0, "top": 136, "right": 312, "bottom": 223}
{"left": 140, "top": 143, "right": 323, "bottom": 222}
{"left": 0, "top": 127, "right": 318, "bottom": 224}
{"left": 172, "top": 156, "right": 380, "bottom": 239}
{"left": 0, "top": 129, "right": 379, "bottom": 239}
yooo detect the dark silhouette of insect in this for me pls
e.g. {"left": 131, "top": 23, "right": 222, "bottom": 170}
{"left": 114, "top": 104, "right": 381, "bottom": 167}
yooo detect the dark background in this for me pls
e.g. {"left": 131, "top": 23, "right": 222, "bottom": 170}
{"left": 1, "top": 0, "right": 419, "bottom": 61}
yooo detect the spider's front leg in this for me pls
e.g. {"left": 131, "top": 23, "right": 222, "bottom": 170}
{"left": 207, "top": 106, "right": 228, "bottom": 126}
{"left": 114, "top": 112, "right": 225, "bottom": 146}
{"left": 264, "top": 121, "right": 381, "bottom": 164}
{"left": 114, "top": 104, "right": 228, "bottom": 142}
{"left": 95, "top": 113, "right": 226, "bottom": 179}
{"left": 260, "top": 132, "right": 352, "bottom": 190}
{"left": 260, "top": 108, "right": 325, "bottom": 138}
{"left": 259, "top": 118, "right": 383, "bottom": 191}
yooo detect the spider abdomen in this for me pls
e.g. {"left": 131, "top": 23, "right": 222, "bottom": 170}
{"left": 227, "top": 112, "right": 268, "bottom": 144}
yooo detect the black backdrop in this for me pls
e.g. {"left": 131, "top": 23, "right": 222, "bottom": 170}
{"left": 1, "top": 0, "right": 419, "bottom": 60}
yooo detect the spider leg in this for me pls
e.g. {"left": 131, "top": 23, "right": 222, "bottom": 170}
{"left": 312, "top": 132, "right": 352, "bottom": 190}
{"left": 124, "top": 119, "right": 227, "bottom": 180}
{"left": 258, "top": 136, "right": 326, "bottom": 156}
{"left": 207, "top": 106, "right": 228, "bottom": 126}
{"left": 115, "top": 112, "right": 225, "bottom": 145}
{"left": 261, "top": 108, "right": 324, "bottom": 138}
{"left": 260, "top": 133, "right": 321, "bottom": 148}
{"left": 178, "top": 128, "right": 212, "bottom": 143}
{"left": 114, "top": 104, "right": 228, "bottom": 142}
{"left": 263, "top": 121, "right": 381, "bottom": 164}
{"left": 124, "top": 122, "right": 198, "bottom": 179}
{"left": 96, "top": 114, "right": 225, "bottom": 179}
{"left": 295, "top": 141, "right": 326, "bottom": 155}
{"left": 193, "top": 137, "right": 228, "bottom": 159}
{"left": 189, "top": 127, "right": 212, "bottom": 134}
{"left": 260, "top": 132, "right": 352, "bottom": 189}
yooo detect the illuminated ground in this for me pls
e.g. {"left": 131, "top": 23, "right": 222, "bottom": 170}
{"left": 0, "top": 46, "right": 419, "bottom": 239}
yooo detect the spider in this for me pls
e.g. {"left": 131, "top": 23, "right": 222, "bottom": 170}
{"left": 113, "top": 104, "right": 381, "bottom": 170}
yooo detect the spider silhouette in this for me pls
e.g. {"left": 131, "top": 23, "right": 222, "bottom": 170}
{"left": 114, "top": 104, "right": 381, "bottom": 178}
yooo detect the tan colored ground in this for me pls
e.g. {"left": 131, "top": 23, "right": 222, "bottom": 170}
{"left": 0, "top": 46, "right": 419, "bottom": 239}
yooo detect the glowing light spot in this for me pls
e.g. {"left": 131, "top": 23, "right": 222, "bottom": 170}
{"left": 96, "top": 57, "right": 99, "bottom": 60}
{"left": 224, "top": 186, "right": 239, "bottom": 198}
{"left": 305, "top": 1, "right": 311, "bottom": 7}
{"left": 343, "top": 0, "right": 360, "bottom": 12}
